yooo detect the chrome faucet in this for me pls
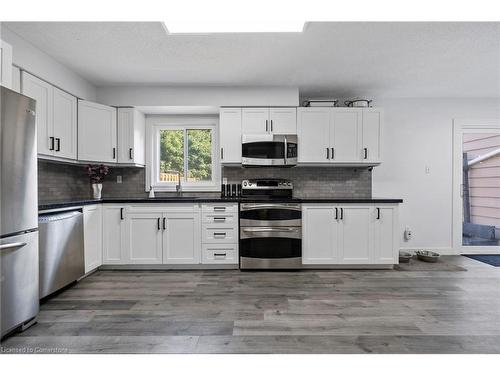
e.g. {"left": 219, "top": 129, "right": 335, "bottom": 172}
{"left": 165, "top": 170, "right": 182, "bottom": 196}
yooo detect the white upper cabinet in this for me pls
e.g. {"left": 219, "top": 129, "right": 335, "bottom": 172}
{"left": 297, "top": 108, "right": 331, "bottom": 163}
{"left": 0, "top": 40, "right": 13, "bottom": 89}
{"left": 219, "top": 108, "right": 242, "bottom": 163}
{"left": 117, "top": 107, "right": 146, "bottom": 165}
{"left": 22, "top": 72, "right": 77, "bottom": 159}
{"left": 242, "top": 107, "right": 297, "bottom": 134}
{"left": 297, "top": 107, "right": 382, "bottom": 165}
{"left": 52, "top": 87, "right": 77, "bottom": 159}
{"left": 78, "top": 100, "right": 117, "bottom": 163}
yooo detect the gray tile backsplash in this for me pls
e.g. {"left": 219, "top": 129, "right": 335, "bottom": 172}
{"left": 38, "top": 160, "right": 372, "bottom": 202}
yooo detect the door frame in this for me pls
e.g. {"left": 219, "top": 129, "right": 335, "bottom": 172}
{"left": 452, "top": 119, "right": 500, "bottom": 254}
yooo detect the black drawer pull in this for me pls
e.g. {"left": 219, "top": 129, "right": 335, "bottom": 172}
{"left": 213, "top": 232, "right": 226, "bottom": 237}
{"left": 213, "top": 217, "right": 226, "bottom": 221}
{"left": 213, "top": 207, "right": 226, "bottom": 211}
{"left": 214, "top": 253, "right": 227, "bottom": 257}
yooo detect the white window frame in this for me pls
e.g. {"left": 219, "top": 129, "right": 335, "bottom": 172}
{"left": 146, "top": 116, "right": 220, "bottom": 192}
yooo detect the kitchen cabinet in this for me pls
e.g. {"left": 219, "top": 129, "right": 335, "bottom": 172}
{"left": 163, "top": 210, "right": 201, "bottom": 264}
{"left": 22, "top": 72, "right": 78, "bottom": 159}
{"left": 125, "top": 211, "right": 163, "bottom": 264}
{"left": 219, "top": 108, "right": 242, "bottom": 163}
{"left": 297, "top": 107, "right": 382, "bottom": 165}
{"left": 302, "top": 203, "right": 398, "bottom": 266}
{"left": 83, "top": 205, "right": 102, "bottom": 273}
{"left": 102, "top": 205, "right": 127, "bottom": 264}
{"left": 242, "top": 107, "right": 297, "bottom": 134}
{"left": 117, "top": 107, "right": 146, "bottom": 165}
{"left": 78, "top": 100, "right": 117, "bottom": 163}
{"left": 0, "top": 40, "right": 13, "bottom": 88}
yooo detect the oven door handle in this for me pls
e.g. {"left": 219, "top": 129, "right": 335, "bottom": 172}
{"left": 242, "top": 227, "right": 299, "bottom": 233}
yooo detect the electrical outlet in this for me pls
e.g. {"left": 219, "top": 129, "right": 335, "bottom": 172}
{"left": 425, "top": 166, "right": 430, "bottom": 174}
{"left": 117, "top": 175, "right": 122, "bottom": 184}
{"left": 404, "top": 226, "right": 412, "bottom": 241}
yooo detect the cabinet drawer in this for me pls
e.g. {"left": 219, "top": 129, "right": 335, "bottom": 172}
{"left": 202, "top": 225, "right": 238, "bottom": 243}
{"left": 201, "top": 204, "right": 238, "bottom": 213}
{"left": 201, "top": 212, "right": 237, "bottom": 225}
{"left": 202, "top": 244, "right": 238, "bottom": 264}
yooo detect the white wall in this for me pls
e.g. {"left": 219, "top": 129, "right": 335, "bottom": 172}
{"left": 372, "top": 98, "right": 500, "bottom": 254}
{"left": 96, "top": 86, "right": 299, "bottom": 107}
{"left": 0, "top": 25, "right": 96, "bottom": 100}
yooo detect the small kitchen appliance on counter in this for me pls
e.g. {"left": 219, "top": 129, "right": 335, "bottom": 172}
{"left": 239, "top": 179, "right": 302, "bottom": 270}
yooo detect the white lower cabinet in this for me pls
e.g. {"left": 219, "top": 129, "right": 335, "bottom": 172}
{"left": 302, "top": 204, "right": 398, "bottom": 266}
{"left": 163, "top": 211, "right": 201, "bottom": 264}
{"left": 126, "top": 211, "right": 163, "bottom": 264}
{"left": 102, "top": 205, "right": 127, "bottom": 264}
{"left": 83, "top": 205, "right": 102, "bottom": 273}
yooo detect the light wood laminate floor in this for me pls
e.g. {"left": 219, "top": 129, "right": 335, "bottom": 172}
{"left": 2, "top": 256, "right": 500, "bottom": 354}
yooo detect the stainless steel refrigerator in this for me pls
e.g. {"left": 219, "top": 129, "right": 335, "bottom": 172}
{"left": 0, "top": 85, "right": 39, "bottom": 339}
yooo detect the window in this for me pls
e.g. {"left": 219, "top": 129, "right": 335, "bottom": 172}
{"left": 147, "top": 118, "right": 219, "bottom": 192}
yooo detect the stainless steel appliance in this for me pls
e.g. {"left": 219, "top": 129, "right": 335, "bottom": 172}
{"left": 38, "top": 211, "right": 84, "bottom": 299}
{"left": 0, "top": 86, "right": 39, "bottom": 339}
{"left": 239, "top": 179, "right": 302, "bottom": 269}
{"left": 242, "top": 134, "right": 297, "bottom": 167}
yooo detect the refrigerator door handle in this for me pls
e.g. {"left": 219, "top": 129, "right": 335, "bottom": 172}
{"left": 0, "top": 242, "right": 27, "bottom": 251}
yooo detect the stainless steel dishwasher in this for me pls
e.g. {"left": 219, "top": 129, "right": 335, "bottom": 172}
{"left": 38, "top": 210, "right": 84, "bottom": 299}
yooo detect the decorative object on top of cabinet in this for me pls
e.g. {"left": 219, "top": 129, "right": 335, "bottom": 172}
{"left": 219, "top": 108, "right": 242, "bottom": 164}
{"left": 22, "top": 71, "right": 78, "bottom": 159}
{"left": 302, "top": 99, "right": 338, "bottom": 107}
{"left": 117, "top": 107, "right": 146, "bottom": 166}
{"left": 0, "top": 40, "right": 13, "bottom": 89}
{"left": 344, "top": 98, "right": 372, "bottom": 107}
{"left": 242, "top": 107, "right": 297, "bottom": 135}
{"left": 78, "top": 100, "right": 117, "bottom": 163}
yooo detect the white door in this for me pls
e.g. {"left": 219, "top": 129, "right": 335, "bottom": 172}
{"left": 452, "top": 120, "right": 500, "bottom": 254}
{"left": 163, "top": 211, "right": 201, "bottom": 264}
{"left": 269, "top": 108, "right": 297, "bottom": 134}
{"left": 102, "top": 205, "right": 126, "bottom": 264}
{"left": 125, "top": 212, "right": 163, "bottom": 264}
{"left": 219, "top": 108, "right": 242, "bottom": 163}
{"left": 373, "top": 206, "right": 398, "bottom": 264}
{"left": 338, "top": 206, "right": 373, "bottom": 264}
{"left": 78, "top": 100, "right": 117, "bottom": 163}
{"left": 297, "top": 108, "right": 331, "bottom": 163}
{"left": 302, "top": 205, "right": 338, "bottom": 264}
{"left": 21, "top": 71, "right": 53, "bottom": 156}
{"left": 330, "top": 109, "right": 362, "bottom": 162}
{"left": 362, "top": 109, "right": 382, "bottom": 162}
{"left": 242, "top": 108, "right": 269, "bottom": 134}
{"left": 83, "top": 205, "right": 102, "bottom": 273}
{"left": 52, "top": 87, "right": 77, "bottom": 159}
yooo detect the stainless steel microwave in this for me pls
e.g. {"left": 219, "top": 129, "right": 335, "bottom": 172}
{"left": 241, "top": 134, "right": 298, "bottom": 167}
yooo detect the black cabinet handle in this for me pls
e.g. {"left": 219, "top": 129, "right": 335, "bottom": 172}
{"left": 363, "top": 148, "right": 368, "bottom": 159}
{"left": 129, "top": 148, "right": 133, "bottom": 160}
{"left": 113, "top": 147, "right": 117, "bottom": 159}
{"left": 270, "top": 119, "right": 273, "bottom": 132}
{"left": 49, "top": 137, "right": 55, "bottom": 151}
{"left": 56, "top": 138, "right": 60, "bottom": 152}
{"left": 214, "top": 253, "right": 227, "bottom": 257}
{"left": 163, "top": 217, "right": 166, "bottom": 230}
{"left": 331, "top": 148, "right": 335, "bottom": 159}
{"left": 120, "top": 208, "right": 124, "bottom": 220}
{"left": 376, "top": 208, "right": 381, "bottom": 220}
{"left": 340, "top": 208, "right": 344, "bottom": 220}
{"left": 220, "top": 148, "right": 224, "bottom": 160}
{"left": 335, "top": 207, "right": 338, "bottom": 220}
{"left": 265, "top": 119, "right": 268, "bottom": 132}
{"left": 214, "top": 232, "right": 226, "bottom": 237}
{"left": 326, "top": 148, "right": 329, "bottom": 159}
{"left": 157, "top": 218, "right": 161, "bottom": 230}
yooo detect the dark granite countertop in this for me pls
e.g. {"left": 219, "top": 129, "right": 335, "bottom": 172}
{"left": 39, "top": 197, "right": 403, "bottom": 211}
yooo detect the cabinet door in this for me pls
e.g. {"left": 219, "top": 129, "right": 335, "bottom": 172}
{"left": 52, "top": 87, "right": 77, "bottom": 159}
{"left": 83, "top": 205, "right": 102, "bottom": 273}
{"left": 338, "top": 206, "right": 373, "bottom": 264}
{"left": 330, "top": 110, "right": 362, "bottom": 162}
{"left": 219, "top": 108, "right": 242, "bottom": 163}
{"left": 125, "top": 212, "right": 163, "bottom": 264}
{"left": 102, "top": 205, "right": 126, "bottom": 264}
{"left": 297, "top": 108, "right": 330, "bottom": 163}
{"left": 163, "top": 211, "right": 201, "bottom": 264}
{"left": 269, "top": 108, "right": 297, "bottom": 134}
{"left": 21, "top": 71, "right": 53, "bottom": 156}
{"left": 78, "top": 100, "right": 117, "bottom": 163}
{"left": 1, "top": 40, "right": 13, "bottom": 88}
{"left": 373, "top": 206, "right": 398, "bottom": 264}
{"left": 117, "top": 108, "right": 133, "bottom": 163}
{"left": 362, "top": 109, "right": 382, "bottom": 162}
{"left": 302, "top": 205, "right": 338, "bottom": 264}
{"left": 242, "top": 108, "right": 269, "bottom": 134}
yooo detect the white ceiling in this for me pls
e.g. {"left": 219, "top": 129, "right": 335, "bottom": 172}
{"left": 4, "top": 21, "right": 500, "bottom": 98}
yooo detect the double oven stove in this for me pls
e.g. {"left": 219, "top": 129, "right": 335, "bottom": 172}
{"left": 239, "top": 179, "right": 302, "bottom": 270}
